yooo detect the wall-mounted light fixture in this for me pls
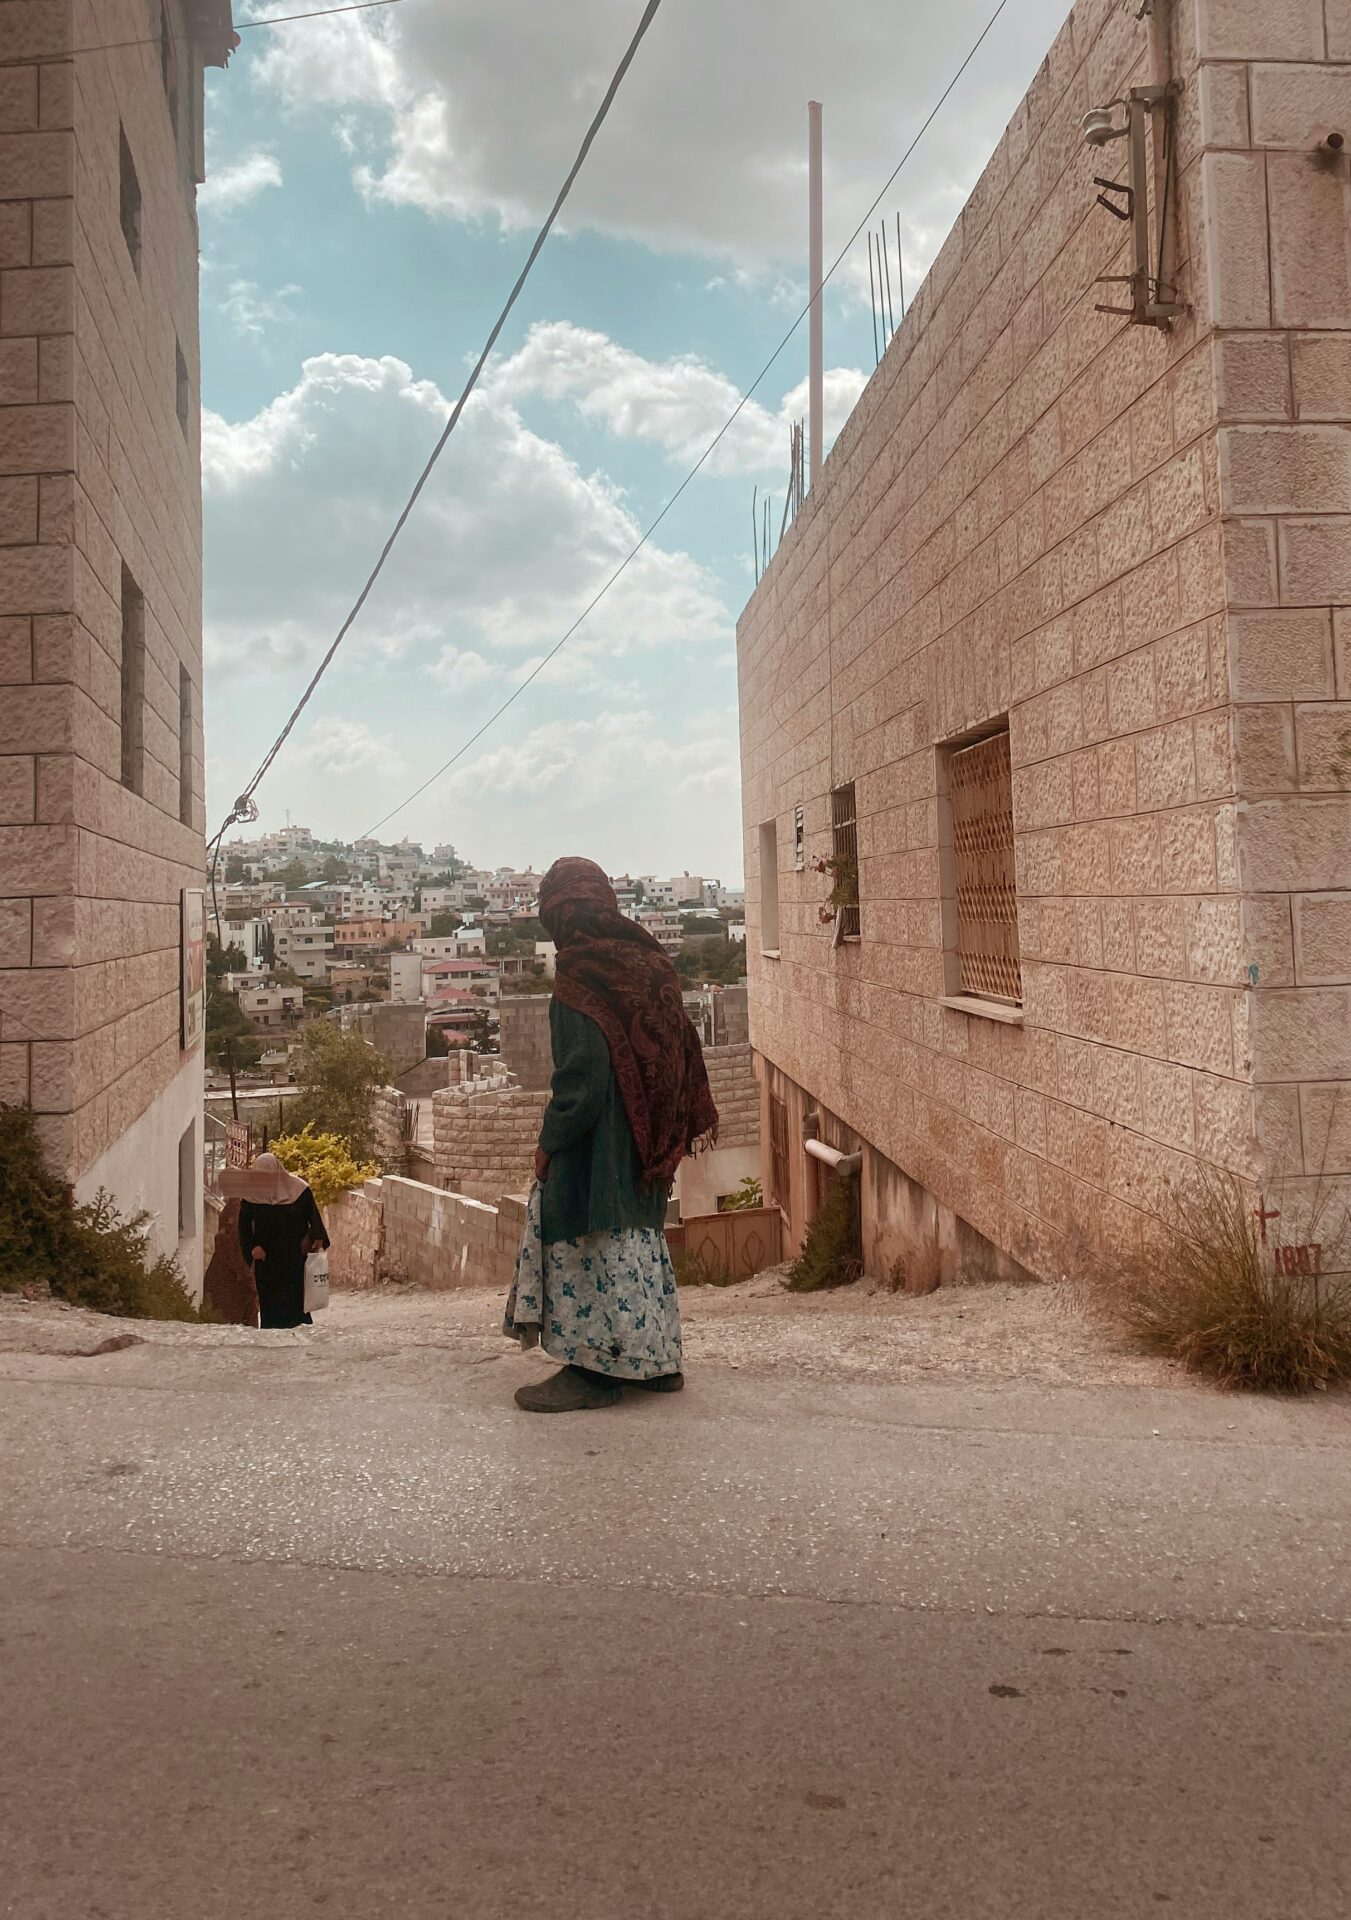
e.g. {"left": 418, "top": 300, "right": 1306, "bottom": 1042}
{"left": 1082, "top": 85, "right": 1183, "bottom": 329}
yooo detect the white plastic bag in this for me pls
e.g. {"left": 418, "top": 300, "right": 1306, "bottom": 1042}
{"left": 303, "top": 1249, "right": 330, "bottom": 1313}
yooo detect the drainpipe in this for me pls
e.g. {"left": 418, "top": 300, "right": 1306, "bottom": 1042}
{"left": 808, "top": 99, "right": 823, "bottom": 490}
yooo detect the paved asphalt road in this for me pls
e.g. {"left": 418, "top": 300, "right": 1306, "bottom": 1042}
{"left": 1, "top": 1300, "right": 1349, "bottom": 1919}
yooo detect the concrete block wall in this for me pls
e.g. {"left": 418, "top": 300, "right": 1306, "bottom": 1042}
{"left": 380, "top": 1177, "right": 525, "bottom": 1292}
{"left": 431, "top": 1080, "right": 549, "bottom": 1201}
{"left": 738, "top": 0, "right": 1351, "bottom": 1284}
{"left": 498, "top": 993, "right": 552, "bottom": 1090}
{"left": 326, "top": 1178, "right": 384, "bottom": 1289}
{"left": 0, "top": 3, "right": 223, "bottom": 1283}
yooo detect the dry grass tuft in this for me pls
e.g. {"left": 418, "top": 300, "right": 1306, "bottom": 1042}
{"left": 1090, "top": 1167, "right": 1351, "bottom": 1394}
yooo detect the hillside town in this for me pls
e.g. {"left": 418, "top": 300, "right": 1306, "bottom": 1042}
{"left": 208, "top": 825, "right": 746, "bottom": 1082}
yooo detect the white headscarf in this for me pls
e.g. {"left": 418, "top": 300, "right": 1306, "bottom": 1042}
{"left": 245, "top": 1152, "right": 309, "bottom": 1205}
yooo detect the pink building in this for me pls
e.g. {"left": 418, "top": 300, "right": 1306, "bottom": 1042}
{"left": 0, "top": 2, "right": 236, "bottom": 1290}
{"left": 739, "top": 0, "right": 1351, "bottom": 1287}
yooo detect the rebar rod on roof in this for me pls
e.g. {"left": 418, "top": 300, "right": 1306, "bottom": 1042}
{"left": 880, "top": 220, "right": 895, "bottom": 339}
{"left": 896, "top": 211, "right": 907, "bottom": 318}
{"left": 867, "top": 231, "right": 880, "bottom": 367}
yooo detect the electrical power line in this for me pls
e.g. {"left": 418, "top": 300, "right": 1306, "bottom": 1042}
{"left": 58, "top": 0, "right": 409, "bottom": 60}
{"left": 207, "top": 0, "right": 665, "bottom": 873}
{"left": 355, "top": 0, "right": 1016, "bottom": 841}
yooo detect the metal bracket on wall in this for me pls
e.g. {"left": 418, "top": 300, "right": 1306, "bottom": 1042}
{"left": 1088, "top": 84, "right": 1184, "bottom": 330}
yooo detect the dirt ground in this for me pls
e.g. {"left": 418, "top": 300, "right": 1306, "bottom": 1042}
{"left": 0, "top": 1267, "right": 1179, "bottom": 1389}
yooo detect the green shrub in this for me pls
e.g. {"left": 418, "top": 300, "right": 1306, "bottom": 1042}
{"left": 1090, "top": 1167, "right": 1351, "bottom": 1394}
{"left": 785, "top": 1170, "right": 863, "bottom": 1293}
{"left": 0, "top": 1103, "right": 211, "bottom": 1321}
{"left": 270, "top": 1124, "right": 378, "bottom": 1207}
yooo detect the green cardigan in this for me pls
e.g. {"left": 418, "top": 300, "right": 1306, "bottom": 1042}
{"left": 538, "top": 999, "right": 669, "bottom": 1246}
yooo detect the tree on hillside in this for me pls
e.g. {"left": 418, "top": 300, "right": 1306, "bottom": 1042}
{"left": 205, "top": 989, "right": 263, "bottom": 1073}
{"left": 275, "top": 858, "right": 309, "bottom": 891}
{"left": 224, "top": 854, "right": 251, "bottom": 884}
{"left": 207, "top": 935, "right": 246, "bottom": 985}
{"left": 288, "top": 1023, "right": 393, "bottom": 1163}
{"left": 674, "top": 938, "right": 747, "bottom": 987}
{"left": 428, "top": 911, "right": 463, "bottom": 937}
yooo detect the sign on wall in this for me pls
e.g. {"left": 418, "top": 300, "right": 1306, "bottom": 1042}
{"left": 181, "top": 888, "right": 205, "bottom": 1049}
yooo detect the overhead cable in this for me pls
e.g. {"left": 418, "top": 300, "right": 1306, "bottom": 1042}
{"left": 357, "top": 0, "right": 1016, "bottom": 840}
{"left": 206, "top": 0, "right": 665, "bottom": 869}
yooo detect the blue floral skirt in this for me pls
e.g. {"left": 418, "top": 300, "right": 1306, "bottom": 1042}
{"left": 503, "top": 1183, "right": 683, "bottom": 1381}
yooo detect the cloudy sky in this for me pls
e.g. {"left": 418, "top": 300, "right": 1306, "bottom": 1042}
{"left": 203, "top": 0, "right": 1072, "bottom": 879}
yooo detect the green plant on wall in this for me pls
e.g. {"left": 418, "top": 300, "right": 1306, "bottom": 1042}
{"left": 718, "top": 1176, "right": 763, "bottom": 1212}
{"left": 811, "top": 852, "right": 859, "bottom": 927}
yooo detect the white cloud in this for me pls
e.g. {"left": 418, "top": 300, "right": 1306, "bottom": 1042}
{"left": 198, "top": 149, "right": 283, "bottom": 212}
{"left": 218, "top": 277, "right": 300, "bottom": 339}
{"left": 249, "top": 0, "right": 1075, "bottom": 285}
{"left": 443, "top": 708, "right": 740, "bottom": 818}
{"left": 202, "top": 349, "right": 731, "bottom": 676}
{"left": 293, "top": 717, "right": 402, "bottom": 777}
{"left": 429, "top": 646, "right": 497, "bottom": 691}
{"left": 490, "top": 321, "right": 865, "bottom": 475}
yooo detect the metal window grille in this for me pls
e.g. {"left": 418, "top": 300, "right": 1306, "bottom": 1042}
{"left": 948, "top": 730, "right": 1022, "bottom": 1003}
{"left": 769, "top": 1094, "right": 790, "bottom": 1216}
{"left": 830, "top": 782, "right": 860, "bottom": 938}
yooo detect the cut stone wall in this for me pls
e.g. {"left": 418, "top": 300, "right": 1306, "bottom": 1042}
{"left": 705, "top": 1042, "right": 759, "bottom": 1150}
{"left": 0, "top": 2, "right": 217, "bottom": 1277}
{"left": 738, "top": 0, "right": 1351, "bottom": 1284}
{"left": 431, "top": 1082, "right": 549, "bottom": 1201}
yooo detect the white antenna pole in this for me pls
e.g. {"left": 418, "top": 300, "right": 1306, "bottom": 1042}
{"left": 808, "top": 99, "right": 823, "bottom": 491}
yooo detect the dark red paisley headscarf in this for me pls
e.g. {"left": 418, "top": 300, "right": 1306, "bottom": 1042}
{"left": 538, "top": 857, "right": 719, "bottom": 1188}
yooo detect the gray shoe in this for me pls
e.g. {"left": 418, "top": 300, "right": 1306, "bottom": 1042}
{"left": 514, "top": 1365, "right": 622, "bottom": 1413}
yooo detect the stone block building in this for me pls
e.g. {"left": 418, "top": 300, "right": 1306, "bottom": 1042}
{"left": 739, "top": 0, "right": 1351, "bottom": 1287}
{"left": 0, "top": 2, "right": 235, "bottom": 1290}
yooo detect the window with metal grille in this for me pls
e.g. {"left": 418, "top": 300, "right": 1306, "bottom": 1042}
{"left": 946, "top": 728, "right": 1021, "bottom": 1004}
{"left": 120, "top": 567, "right": 145, "bottom": 795}
{"left": 768, "top": 1094, "right": 790, "bottom": 1217}
{"left": 829, "top": 782, "right": 860, "bottom": 938}
{"left": 119, "top": 127, "right": 141, "bottom": 273}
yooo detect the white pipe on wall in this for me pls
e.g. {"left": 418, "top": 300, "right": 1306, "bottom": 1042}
{"left": 805, "top": 1136, "right": 861, "bottom": 1177}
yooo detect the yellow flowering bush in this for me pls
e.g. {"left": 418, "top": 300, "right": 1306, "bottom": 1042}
{"left": 269, "top": 1126, "right": 379, "bottom": 1209}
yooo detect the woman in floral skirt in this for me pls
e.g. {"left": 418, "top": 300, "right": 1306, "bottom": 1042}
{"left": 504, "top": 857, "right": 719, "bottom": 1413}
